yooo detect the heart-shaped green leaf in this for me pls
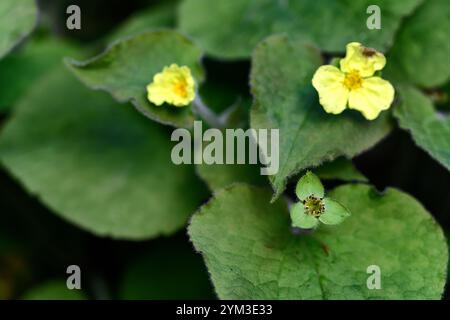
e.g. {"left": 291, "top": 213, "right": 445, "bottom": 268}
{"left": 0, "top": 0, "right": 37, "bottom": 59}
{"left": 189, "top": 183, "right": 448, "bottom": 299}
{"left": 395, "top": 86, "right": 450, "bottom": 170}
{"left": 250, "top": 35, "right": 392, "bottom": 198}
{"left": 179, "top": 0, "right": 422, "bottom": 59}
{"left": 0, "top": 67, "right": 207, "bottom": 239}
{"left": 66, "top": 30, "right": 204, "bottom": 128}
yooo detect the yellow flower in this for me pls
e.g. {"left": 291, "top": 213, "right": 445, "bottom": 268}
{"left": 312, "top": 42, "right": 395, "bottom": 120}
{"left": 146, "top": 64, "right": 196, "bottom": 107}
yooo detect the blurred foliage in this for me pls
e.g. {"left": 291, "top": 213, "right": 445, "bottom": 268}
{"left": 0, "top": 0, "right": 37, "bottom": 59}
{"left": 22, "top": 280, "right": 88, "bottom": 300}
{"left": 315, "top": 158, "right": 368, "bottom": 183}
{"left": 0, "top": 36, "right": 79, "bottom": 112}
{"left": 0, "top": 0, "right": 449, "bottom": 300}
{"left": 384, "top": 0, "right": 450, "bottom": 88}
{"left": 179, "top": 0, "right": 423, "bottom": 59}
{"left": 0, "top": 67, "right": 207, "bottom": 239}
{"left": 119, "top": 237, "right": 214, "bottom": 300}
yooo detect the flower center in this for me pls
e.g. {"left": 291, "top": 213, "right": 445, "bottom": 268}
{"left": 173, "top": 79, "right": 188, "bottom": 98}
{"left": 303, "top": 196, "right": 325, "bottom": 217}
{"left": 343, "top": 71, "right": 362, "bottom": 90}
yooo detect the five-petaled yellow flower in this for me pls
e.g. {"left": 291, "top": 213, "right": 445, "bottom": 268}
{"left": 147, "top": 64, "right": 195, "bottom": 107}
{"left": 312, "top": 42, "right": 395, "bottom": 120}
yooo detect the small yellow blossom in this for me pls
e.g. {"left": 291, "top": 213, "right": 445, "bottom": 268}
{"left": 312, "top": 42, "right": 395, "bottom": 120}
{"left": 146, "top": 64, "right": 195, "bottom": 107}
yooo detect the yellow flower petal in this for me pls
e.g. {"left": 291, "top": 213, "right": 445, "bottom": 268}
{"left": 312, "top": 65, "right": 349, "bottom": 115}
{"left": 348, "top": 77, "right": 395, "bottom": 120}
{"left": 146, "top": 64, "right": 196, "bottom": 107}
{"left": 340, "top": 42, "right": 386, "bottom": 77}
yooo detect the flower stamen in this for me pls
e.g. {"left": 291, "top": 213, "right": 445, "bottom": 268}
{"left": 343, "top": 70, "right": 362, "bottom": 90}
{"left": 173, "top": 80, "right": 188, "bottom": 98}
{"left": 303, "top": 195, "right": 325, "bottom": 217}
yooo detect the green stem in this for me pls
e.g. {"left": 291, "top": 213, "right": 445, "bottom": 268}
{"left": 192, "top": 96, "right": 224, "bottom": 129}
